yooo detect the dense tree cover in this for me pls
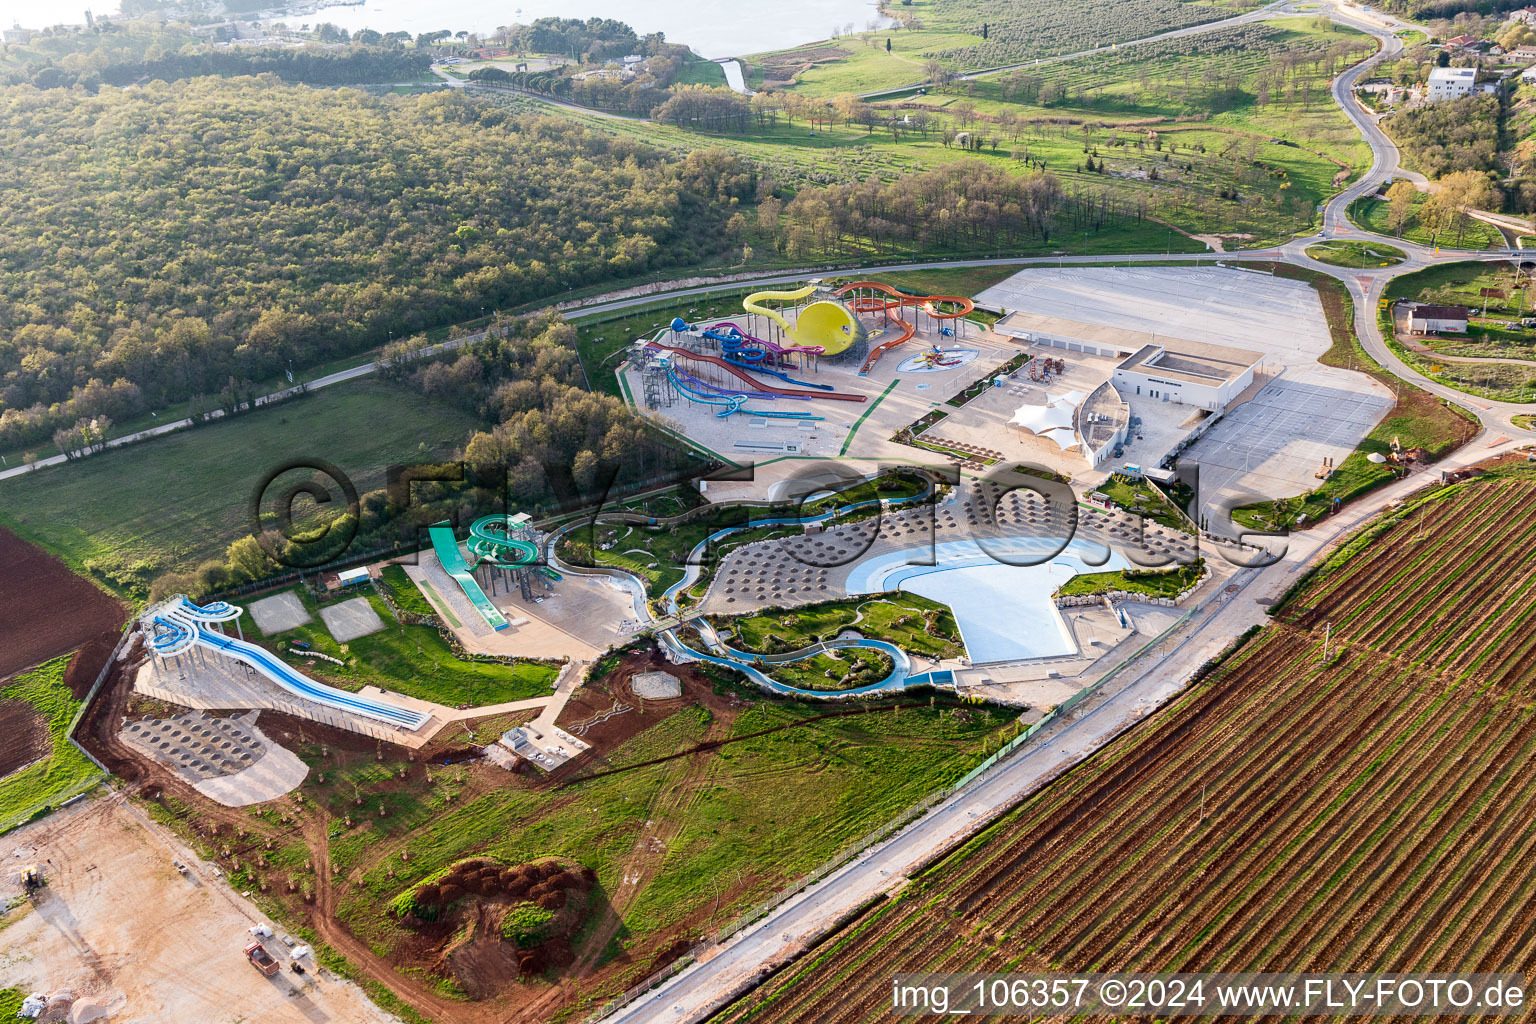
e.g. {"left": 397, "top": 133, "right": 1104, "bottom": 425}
{"left": 468, "top": 52, "right": 717, "bottom": 117}
{"left": 502, "top": 17, "right": 667, "bottom": 62}
{"left": 1382, "top": 172, "right": 1504, "bottom": 240}
{"left": 0, "top": 79, "right": 757, "bottom": 452}
{"left": 1386, "top": 93, "right": 1501, "bottom": 178}
{"left": 0, "top": 18, "right": 430, "bottom": 91}
{"left": 767, "top": 163, "right": 1139, "bottom": 254}
{"left": 88, "top": 46, "right": 430, "bottom": 88}
{"left": 652, "top": 86, "right": 754, "bottom": 131}
{"left": 169, "top": 313, "right": 687, "bottom": 600}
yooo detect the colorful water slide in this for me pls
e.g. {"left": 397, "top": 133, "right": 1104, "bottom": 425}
{"left": 646, "top": 343, "right": 867, "bottom": 403}
{"left": 467, "top": 515, "right": 541, "bottom": 569}
{"left": 833, "top": 282, "right": 976, "bottom": 375}
{"left": 429, "top": 522, "right": 510, "bottom": 631}
{"left": 662, "top": 357, "right": 823, "bottom": 420}
{"left": 743, "top": 286, "right": 866, "bottom": 356}
{"left": 705, "top": 323, "right": 836, "bottom": 391}
{"left": 145, "top": 598, "right": 431, "bottom": 730}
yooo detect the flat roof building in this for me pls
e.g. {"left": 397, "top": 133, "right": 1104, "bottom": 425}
{"left": 1113, "top": 339, "right": 1262, "bottom": 413}
{"left": 1426, "top": 66, "right": 1478, "bottom": 101}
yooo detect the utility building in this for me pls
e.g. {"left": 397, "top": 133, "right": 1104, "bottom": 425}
{"left": 1112, "top": 340, "right": 1261, "bottom": 412}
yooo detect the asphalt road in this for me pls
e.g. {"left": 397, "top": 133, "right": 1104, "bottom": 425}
{"left": 594, "top": 5, "right": 1536, "bottom": 1023}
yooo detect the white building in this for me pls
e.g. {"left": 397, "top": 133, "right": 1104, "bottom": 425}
{"left": 1426, "top": 66, "right": 1478, "bottom": 101}
{"left": 1112, "top": 340, "right": 1261, "bottom": 413}
{"left": 1407, "top": 304, "right": 1468, "bottom": 334}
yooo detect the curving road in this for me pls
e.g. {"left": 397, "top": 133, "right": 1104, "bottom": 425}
{"left": 594, "top": 6, "right": 1536, "bottom": 1024}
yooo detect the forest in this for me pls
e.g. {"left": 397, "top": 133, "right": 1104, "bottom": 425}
{"left": 0, "top": 79, "right": 758, "bottom": 453}
{"left": 766, "top": 164, "right": 1140, "bottom": 254}
{"left": 1386, "top": 92, "right": 1502, "bottom": 177}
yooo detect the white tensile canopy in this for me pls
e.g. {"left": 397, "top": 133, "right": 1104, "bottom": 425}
{"left": 1010, "top": 391, "right": 1083, "bottom": 451}
{"left": 1009, "top": 401, "right": 1076, "bottom": 435}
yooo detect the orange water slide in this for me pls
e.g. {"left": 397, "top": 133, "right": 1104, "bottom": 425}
{"left": 832, "top": 282, "right": 976, "bottom": 374}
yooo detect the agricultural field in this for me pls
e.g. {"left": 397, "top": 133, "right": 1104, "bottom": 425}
{"left": 0, "top": 527, "right": 125, "bottom": 679}
{"left": 236, "top": 587, "right": 558, "bottom": 708}
{"left": 0, "top": 658, "right": 101, "bottom": 834}
{"left": 0, "top": 380, "right": 483, "bottom": 600}
{"left": 137, "top": 652, "right": 1017, "bottom": 1022}
{"left": 713, "top": 467, "right": 1536, "bottom": 1023}
{"left": 776, "top": 0, "right": 1246, "bottom": 81}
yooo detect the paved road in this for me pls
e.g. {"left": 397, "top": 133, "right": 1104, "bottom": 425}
{"left": 594, "top": 6, "right": 1536, "bottom": 1023}
{"left": 0, "top": 332, "right": 484, "bottom": 482}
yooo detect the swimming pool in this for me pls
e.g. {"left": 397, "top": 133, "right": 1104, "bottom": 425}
{"left": 845, "top": 537, "right": 1129, "bottom": 664}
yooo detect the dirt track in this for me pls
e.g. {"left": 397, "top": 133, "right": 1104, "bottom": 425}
{"left": 0, "top": 526, "right": 125, "bottom": 679}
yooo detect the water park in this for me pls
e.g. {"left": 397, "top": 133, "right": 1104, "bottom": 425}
{"left": 625, "top": 279, "right": 985, "bottom": 459}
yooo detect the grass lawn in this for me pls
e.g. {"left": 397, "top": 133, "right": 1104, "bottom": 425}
{"left": 1515, "top": 414, "right": 1536, "bottom": 430}
{"left": 1387, "top": 260, "right": 1530, "bottom": 316}
{"left": 378, "top": 565, "right": 434, "bottom": 618}
{"left": 764, "top": 648, "right": 894, "bottom": 691}
{"left": 1305, "top": 240, "right": 1406, "bottom": 268}
{"left": 1095, "top": 476, "right": 1194, "bottom": 533}
{"left": 714, "top": 593, "right": 963, "bottom": 659}
{"left": 1383, "top": 261, "right": 1536, "bottom": 401}
{"left": 0, "top": 658, "right": 101, "bottom": 834}
{"left": 1057, "top": 560, "right": 1205, "bottom": 599}
{"left": 239, "top": 588, "right": 558, "bottom": 708}
{"left": 0, "top": 379, "right": 483, "bottom": 601}
{"left": 316, "top": 689, "right": 1016, "bottom": 1003}
{"left": 675, "top": 59, "right": 727, "bottom": 86}
{"left": 1347, "top": 195, "right": 1505, "bottom": 250}
{"left": 748, "top": 30, "right": 984, "bottom": 97}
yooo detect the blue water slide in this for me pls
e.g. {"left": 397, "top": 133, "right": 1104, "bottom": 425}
{"left": 194, "top": 628, "right": 430, "bottom": 729}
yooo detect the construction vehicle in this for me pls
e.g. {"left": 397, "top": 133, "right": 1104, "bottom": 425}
{"left": 20, "top": 865, "right": 45, "bottom": 898}
{"left": 244, "top": 942, "right": 280, "bottom": 977}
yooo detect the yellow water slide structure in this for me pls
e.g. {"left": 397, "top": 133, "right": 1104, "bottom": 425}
{"left": 743, "top": 285, "right": 867, "bottom": 356}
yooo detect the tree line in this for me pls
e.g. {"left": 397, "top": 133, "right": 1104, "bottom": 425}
{"left": 0, "top": 78, "right": 758, "bottom": 453}
{"left": 763, "top": 162, "right": 1143, "bottom": 255}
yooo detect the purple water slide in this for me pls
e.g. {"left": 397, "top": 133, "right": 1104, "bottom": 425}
{"left": 673, "top": 367, "right": 808, "bottom": 402}
{"left": 707, "top": 321, "right": 825, "bottom": 356}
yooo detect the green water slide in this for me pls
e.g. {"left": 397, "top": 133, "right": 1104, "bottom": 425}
{"left": 427, "top": 521, "right": 509, "bottom": 632}
{"left": 467, "top": 515, "right": 541, "bottom": 568}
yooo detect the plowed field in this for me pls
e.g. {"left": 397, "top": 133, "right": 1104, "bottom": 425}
{"left": 714, "top": 471, "right": 1536, "bottom": 1023}
{"left": 0, "top": 526, "right": 125, "bottom": 679}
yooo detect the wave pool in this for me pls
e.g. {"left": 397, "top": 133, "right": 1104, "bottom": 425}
{"left": 845, "top": 536, "right": 1128, "bottom": 664}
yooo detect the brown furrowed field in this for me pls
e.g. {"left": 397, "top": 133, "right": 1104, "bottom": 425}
{"left": 713, "top": 469, "right": 1536, "bottom": 1023}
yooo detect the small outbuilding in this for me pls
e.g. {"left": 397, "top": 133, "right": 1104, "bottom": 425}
{"left": 1407, "top": 304, "right": 1469, "bottom": 334}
